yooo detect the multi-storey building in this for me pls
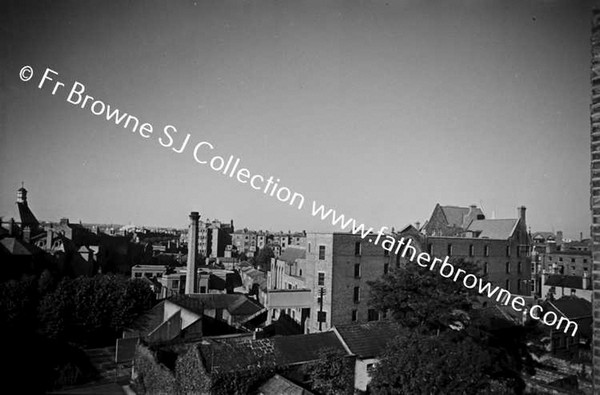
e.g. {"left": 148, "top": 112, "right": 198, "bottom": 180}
{"left": 266, "top": 233, "right": 395, "bottom": 333}
{"left": 197, "top": 219, "right": 233, "bottom": 258}
{"left": 418, "top": 204, "right": 532, "bottom": 296}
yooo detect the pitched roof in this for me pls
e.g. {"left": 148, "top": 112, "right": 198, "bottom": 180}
{"left": 273, "top": 332, "right": 347, "bottom": 365}
{"left": 258, "top": 374, "right": 314, "bottom": 395}
{"left": 278, "top": 246, "right": 306, "bottom": 264}
{"left": 198, "top": 332, "right": 348, "bottom": 374}
{"left": 17, "top": 202, "right": 39, "bottom": 227}
{"left": 440, "top": 206, "right": 472, "bottom": 228}
{"left": 179, "top": 294, "right": 263, "bottom": 316}
{"left": 0, "top": 237, "right": 42, "bottom": 255}
{"left": 548, "top": 296, "right": 592, "bottom": 319}
{"left": 334, "top": 321, "right": 402, "bottom": 359}
{"left": 467, "top": 219, "right": 518, "bottom": 239}
{"left": 545, "top": 275, "right": 591, "bottom": 290}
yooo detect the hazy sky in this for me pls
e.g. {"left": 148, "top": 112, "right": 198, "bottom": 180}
{"left": 0, "top": 0, "right": 593, "bottom": 239}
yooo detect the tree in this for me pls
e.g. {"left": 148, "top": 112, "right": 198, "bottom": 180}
{"left": 370, "top": 331, "right": 498, "bottom": 394}
{"left": 367, "top": 258, "right": 480, "bottom": 334}
{"left": 255, "top": 246, "right": 275, "bottom": 272}
{"left": 304, "top": 347, "right": 355, "bottom": 395}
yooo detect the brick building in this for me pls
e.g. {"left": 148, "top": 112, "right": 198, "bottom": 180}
{"left": 590, "top": 9, "right": 600, "bottom": 390}
{"left": 266, "top": 232, "right": 395, "bottom": 333}
{"left": 418, "top": 204, "right": 532, "bottom": 296}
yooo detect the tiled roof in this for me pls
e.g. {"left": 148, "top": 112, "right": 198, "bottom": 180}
{"left": 467, "top": 219, "right": 518, "bottom": 239}
{"left": 334, "top": 321, "right": 402, "bottom": 359}
{"left": 199, "top": 338, "right": 276, "bottom": 373}
{"left": 199, "top": 332, "right": 347, "bottom": 373}
{"left": 548, "top": 296, "right": 592, "bottom": 319}
{"left": 277, "top": 245, "right": 306, "bottom": 264}
{"left": 545, "top": 275, "right": 590, "bottom": 290}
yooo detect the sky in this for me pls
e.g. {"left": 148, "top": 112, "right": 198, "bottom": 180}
{"left": 0, "top": 0, "right": 593, "bottom": 239}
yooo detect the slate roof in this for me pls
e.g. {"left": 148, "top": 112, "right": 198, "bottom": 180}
{"left": 440, "top": 206, "right": 473, "bottom": 228}
{"left": 17, "top": 202, "right": 39, "bottom": 228}
{"left": 545, "top": 275, "right": 591, "bottom": 290}
{"left": 179, "top": 294, "right": 264, "bottom": 316}
{"left": 0, "top": 237, "right": 42, "bottom": 255}
{"left": 334, "top": 321, "right": 402, "bottom": 359}
{"left": 258, "top": 374, "right": 314, "bottom": 395}
{"left": 548, "top": 296, "right": 592, "bottom": 319}
{"left": 467, "top": 219, "right": 518, "bottom": 239}
{"left": 277, "top": 245, "right": 306, "bottom": 264}
{"left": 273, "top": 332, "right": 346, "bottom": 365}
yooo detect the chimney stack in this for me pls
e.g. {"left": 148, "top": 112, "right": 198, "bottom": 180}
{"left": 517, "top": 206, "right": 526, "bottom": 224}
{"left": 186, "top": 211, "right": 200, "bottom": 294}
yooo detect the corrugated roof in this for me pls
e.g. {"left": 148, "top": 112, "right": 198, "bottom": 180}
{"left": 334, "top": 321, "right": 402, "bottom": 359}
{"left": 467, "top": 219, "right": 518, "bottom": 239}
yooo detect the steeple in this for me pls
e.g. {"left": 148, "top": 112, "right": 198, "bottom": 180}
{"left": 16, "top": 182, "right": 27, "bottom": 205}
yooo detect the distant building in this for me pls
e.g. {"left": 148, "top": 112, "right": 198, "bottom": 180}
{"left": 418, "top": 204, "right": 532, "bottom": 296}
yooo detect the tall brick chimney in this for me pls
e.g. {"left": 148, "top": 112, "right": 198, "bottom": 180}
{"left": 186, "top": 211, "right": 200, "bottom": 294}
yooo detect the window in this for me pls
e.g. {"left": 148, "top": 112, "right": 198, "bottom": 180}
{"left": 351, "top": 309, "right": 358, "bottom": 322}
{"left": 319, "top": 246, "right": 326, "bottom": 260}
{"left": 354, "top": 264, "right": 361, "bottom": 278}
{"left": 571, "top": 258, "right": 575, "bottom": 263}
{"left": 483, "top": 262, "right": 488, "bottom": 275}
{"left": 506, "top": 246, "right": 510, "bottom": 257}
{"left": 355, "top": 241, "right": 362, "bottom": 256}
{"left": 428, "top": 243, "right": 433, "bottom": 255}
{"left": 368, "top": 309, "right": 379, "bottom": 322}
{"left": 584, "top": 259, "right": 588, "bottom": 263}
{"left": 299, "top": 269, "right": 303, "bottom": 276}
{"left": 548, "top": 256, "right": 552, "bottom": 261}
{"left": 505, "top": 262, "right": 510, "bottom": 274}
{"left": 172, "top": 280, "right": 180, "bottom": 289}
{"left": 384, "top": 263, "right": 389, "bottom": 275}
{"left": 559, "top": 257, "right": 563, "bottom": 262}
{"left": 505, "top": 279, "right": 510, "bottom": 291}
{"left": 447, "top": 244, "right": 453, "bottom": 256}
{"left": 353, "top": 287, "right": 360, "bottom": 303}
{"left": 517, "top": 279, "right": 521, "bottom": 292}
{"left": 134, "top": 272, "right": 142, "bottom": 278}
{"left": 308, "top": 242, "right": 311, "bottom": 253}
{"left": 469, "top": 244, "right": 474, "bottom": 257}
{"left": 517, "top": 262, "right": 522, "bottom": 274}
{"left": 384, "top": 249, "right": 390, "bottom": 257}
{"left": 318, "top": 272, "right": 325, "bottom": 286}
{"left": 484, "top": 245, "right": 490, "bottom": 257}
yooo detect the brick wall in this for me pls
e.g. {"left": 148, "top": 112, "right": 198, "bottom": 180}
{"left": 591, "top": 8, "right": 600, "bottom": 390}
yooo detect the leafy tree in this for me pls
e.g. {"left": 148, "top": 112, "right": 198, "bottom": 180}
{"left": 304, "top": 347, "right": 355, "bottom": 395}
{"left": 370, "top": 331, "right": 497, "bottom": 394}
{"left": 255, "top": 245, "right": 275, "bottom": 272}
{"left": 367, "top": 258, "right": 480, "bottom": 334}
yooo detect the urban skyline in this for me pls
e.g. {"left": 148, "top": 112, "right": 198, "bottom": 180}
{"left": 1, "top": 0, "right": 592, "bottom": 239}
